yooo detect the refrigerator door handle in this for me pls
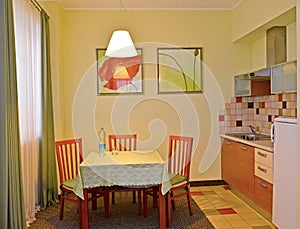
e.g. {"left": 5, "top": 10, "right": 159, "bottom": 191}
{"left": 271, "top": 123, "right": 275, "bottom": 143}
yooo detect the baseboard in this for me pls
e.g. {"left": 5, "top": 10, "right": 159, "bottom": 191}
{"left": 190, "top": 180, "right": 227, "bottom": 187}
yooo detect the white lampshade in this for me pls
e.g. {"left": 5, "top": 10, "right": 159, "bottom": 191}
{"left": 105, "top": 30, "right": 137, "bottom": 57}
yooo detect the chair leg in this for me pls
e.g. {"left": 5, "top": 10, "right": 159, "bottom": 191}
{"left": 187, "top": 190, "right": 193, "bottom": 216}
{"left": 138, "top": 190, "right": 142, "bottom": 214}
{"left": 112, "top": 192, "right": 115, "bottom": 205}
{"left": 92, "top": 193, "right": 97, "bottom": 210}
{"left": 59, "top": 194, "right": 64, "bottom": 220}
{"left": 104, "top": 189, "right": 110, "bottom": 219}
{"left": 143, "top": 190, "right": 148, "bottom": 218}
{"left": 170, "top": 191, "right": 176, "bottom": 210}
{"left": 132, "top": 190, "right": 136, "bottom": 203}
{"left": 152, "top": 187, "right": 158, "bottom": 208}
{"left": 167, "top": 192, "right": 171, "bottom": 228}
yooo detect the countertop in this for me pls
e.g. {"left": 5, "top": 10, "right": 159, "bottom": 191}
{"left": 220, "top": 134, "right": 274, "bottom": 152}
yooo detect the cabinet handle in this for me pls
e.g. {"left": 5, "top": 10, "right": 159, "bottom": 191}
{"left": 258, "top": 166, "right": 267, "bottom": 173}
{"left": 240, "top": 146, "right": 248, "bottom": 151}
{"left": 225, "top": 141, "right": 231, "bottom": 145}
{"left": 257, "top": 151, "right": 267, "bottom": 158}
{"left": 258, "top": 180, "right": 267, "bottom": 189}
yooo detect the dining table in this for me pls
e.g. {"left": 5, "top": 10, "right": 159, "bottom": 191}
{"left": 73, "top": 150, "right": 171, "bottom": 229}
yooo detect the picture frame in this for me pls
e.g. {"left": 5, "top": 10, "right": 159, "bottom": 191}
{"left": 157, "top": 47, "right": 203, "bottom": 93}
{"left": 96, "top": 48, "right": 143, "bottom": 95}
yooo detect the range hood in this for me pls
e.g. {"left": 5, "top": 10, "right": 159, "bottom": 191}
{"left": 267, "top": 26, "right": 287, "bottom": 67}
{"left": 248, "top": 67, "right": 271, "bottom": 81}
{"left": 235, "top": 67, "right": 271, "bottom": 81}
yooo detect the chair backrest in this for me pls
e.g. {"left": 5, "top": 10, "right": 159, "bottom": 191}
{"left": 108, "top": 134, "right": 137, "bottom": 151}
{"left": 55, "top": 138, "right": 83, "bottom": 184}
{"left": 168, "top": 135, "right": 193, "bottom": 179}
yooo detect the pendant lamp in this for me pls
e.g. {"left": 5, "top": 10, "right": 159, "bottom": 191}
{"left": 105, "top": 30, "right": 137, "bottom": 57}
{"left": 105, "top": 0, "right": 137, "bottom": 57}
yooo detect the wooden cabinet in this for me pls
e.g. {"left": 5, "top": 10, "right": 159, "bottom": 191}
{"left": 221, "top": 139, "right": 236, "bottom": 186}
{"left": 235, "top": 142, "right": 254, "bottom": 200}
{"left": 254, "top": 176, "right": 273, "bottom": 214}
{"left": 221, "top": 138, "right": 273, "bottom": 214}
{"left": 221, "top": 139, "right": 254, "bottom": 200}
{"left": 254, "top": 148, "right": 273, "bottom": 214}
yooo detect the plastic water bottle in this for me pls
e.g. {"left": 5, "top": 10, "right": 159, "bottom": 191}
{"left": 98, "top": 127, "right": 106, "bottom": 154}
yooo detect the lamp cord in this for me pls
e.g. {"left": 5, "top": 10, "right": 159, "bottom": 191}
{"left": 119, "top": 0, "right": 127, "bottom": 29}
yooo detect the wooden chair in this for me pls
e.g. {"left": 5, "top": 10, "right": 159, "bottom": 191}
{"left": 55, "top": 138, "right": 108, "bottom": 220}
{"left": 143, "top": 135, "right": 194, "bottom": 227}
{"left": 108, "top": 134, "right": 142, "bottom": 213}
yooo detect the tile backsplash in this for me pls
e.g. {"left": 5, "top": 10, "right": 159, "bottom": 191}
{"left": 219, "top": 93, "right": 297, "bottom": 134}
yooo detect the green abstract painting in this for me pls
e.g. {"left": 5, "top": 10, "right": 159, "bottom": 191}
{"left": 157, "top": 48, "right": 203, "bottom": 93}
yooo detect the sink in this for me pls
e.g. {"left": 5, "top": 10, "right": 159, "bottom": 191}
{"left": 226, "top": 133, "right": 271, "bottom": 141}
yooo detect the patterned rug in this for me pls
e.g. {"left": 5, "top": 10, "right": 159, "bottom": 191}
{"left": 30, "top": 192, "right": 214, "bottom": 228}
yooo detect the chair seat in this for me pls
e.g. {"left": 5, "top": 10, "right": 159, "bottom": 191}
{"left": 169, "top": 173, "right": 188, "bottom": 188}
{"left": 61, "top": 178, "right": 76, "bottom": 190}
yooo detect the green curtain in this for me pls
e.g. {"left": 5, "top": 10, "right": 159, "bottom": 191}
{"left": 0, "top": 0, "right": 26, "bottom": 228}
{"left": 39, "top": 10, "right": 59, "bottom": 210}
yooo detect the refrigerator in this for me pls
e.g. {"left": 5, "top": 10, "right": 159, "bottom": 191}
{"left": 272, "top": 117, "right": 297, "bottom": 229}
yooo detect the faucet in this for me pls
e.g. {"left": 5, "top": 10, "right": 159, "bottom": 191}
{"left": 249, "top": 125, "right": 257, "bottom": 135}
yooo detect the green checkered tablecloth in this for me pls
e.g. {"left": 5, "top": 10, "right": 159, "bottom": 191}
{"left": 74, "top": 151, "right": 171, "bottom": 199}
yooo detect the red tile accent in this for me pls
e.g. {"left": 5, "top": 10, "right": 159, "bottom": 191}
{"left": 219, "top": 115, "right": 225, "bottom": 121}
{"left": 278, "top": 94, "right": 283, "bottom": 101}
{"left": 236, "top": 97, "right": 242, "bottom": 103}
{"left": 217, "top": 208, "right": 237, "bottom": 215}
{"left": 191, "top": 191, "right": 203, "bottom": 196}
{"left": 262, "top": 102, "right": 265, "bottom": 108}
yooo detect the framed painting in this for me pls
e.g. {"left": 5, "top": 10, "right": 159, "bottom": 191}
{"left": 96, "top": 48, "right": 143, "bottom": 94}
{"left": 157, "top": 47, "right": 203, "bottom": 93}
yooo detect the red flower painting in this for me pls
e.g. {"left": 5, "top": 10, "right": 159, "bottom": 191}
{"left": 98, "top": 54, "right": 142, "bottom": 92}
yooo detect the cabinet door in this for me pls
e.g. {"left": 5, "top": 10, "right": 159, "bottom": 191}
{"left": 221, "top": 139, "right": 236, "bottom": 186}
{"left": 271, "top": 61, "right": 297, "bottom": 93}
{"left": 254, "top": 176, "right": 273, "bottom": 214}
{"left": 234, "top": 76, "right": 251, "bottom": 96}
{"left": 235, "top": 142, "right": 255, "bottom": 200}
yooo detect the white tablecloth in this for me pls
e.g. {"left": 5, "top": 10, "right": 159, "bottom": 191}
{"left": 74, "top": 151, "right": 171, "bottom": 199}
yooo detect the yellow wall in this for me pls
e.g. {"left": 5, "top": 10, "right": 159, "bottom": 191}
{"left": 40, "top": 1, "right": 296, "bottom": 182}
{"left": 232, "top": 0, "right": 296, "bottom": 41}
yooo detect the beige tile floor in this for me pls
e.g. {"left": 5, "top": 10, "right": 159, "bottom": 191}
{"left": 191, "top": 185, "right": 276, "bottom": 229}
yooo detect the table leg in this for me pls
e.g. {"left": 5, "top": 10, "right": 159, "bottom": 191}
{"left": 159, "top": 186, "right": 166, "bottom": 229}
{"left": 80, "top": 189, "right": 89, "bottom": 229}
{"left": 104, "top": 189, "right": 110, "bottom": 219}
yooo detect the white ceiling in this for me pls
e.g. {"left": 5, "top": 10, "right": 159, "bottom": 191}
{"left": 40, "top": 0, "right": 243, "bottom": 10}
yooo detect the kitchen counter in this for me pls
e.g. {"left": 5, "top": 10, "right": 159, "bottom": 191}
{"left": 220, "top": 134, "right": 274, "bottom": 152}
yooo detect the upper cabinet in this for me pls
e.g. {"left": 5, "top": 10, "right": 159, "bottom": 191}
{"left": 271, "top": 60, "right": 297, "bottom": 94}
{"left": 234, "top": 68, "right": 271, "bottom": 97}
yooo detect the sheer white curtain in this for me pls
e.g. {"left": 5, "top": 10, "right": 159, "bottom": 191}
{"left": 13, "top": 0, "right": 41, "bottom": 225}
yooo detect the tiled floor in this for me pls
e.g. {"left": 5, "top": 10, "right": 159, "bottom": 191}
{"left": 191, "top": 185, "right": 276, "bottom": 229}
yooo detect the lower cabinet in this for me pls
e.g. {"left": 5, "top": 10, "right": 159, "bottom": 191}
{"left": 254, "top": 148, "right": 274, "bottom": 214}
{"left": 221, "top": 139, "right": 236, "bottom": 186}
{"left": 235, "top": 142, "right": 254, "bottom": 200}
{"left": 221, "top": 138, "right": 273, "bottom": 215}
{"left": 221, "top": 139, "right": 254, "bottom": 200}
{"left": 254, "top": 176, "right": 273, "bottom": 214}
